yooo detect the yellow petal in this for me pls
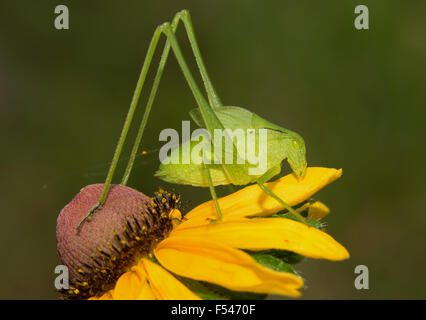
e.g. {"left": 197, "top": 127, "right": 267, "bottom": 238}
{"left": 171, "top": 218, "right": 349, "bottom": 261}
{"left": 307, "top": 201, "right": 330, "bottom": 220}
{"left": 155, "top": 237, "right": 303, "bottom": 297}
{"left": 132, "top": 265, "right": 157, "bottom": 300}
{"left": 112, "top": 266, "right": 155, "bottom": 300}
{"left": 141, "top": 258, "right": 201, "bottom": 300}
{"left": 88, "top": 290, "right": 113, "bottom": 300}
{"left": 180, "top": 167, "right": 342, "bottom": 228}
{"left": 293, "top": 201, "right": 330, "bottom": 220}
{"left": 98, "top": 290, "right": 114, "bottom": 300}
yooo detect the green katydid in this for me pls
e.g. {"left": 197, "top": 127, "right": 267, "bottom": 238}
{"left": 77, "top": 9, "right": 307, "bottom": 230}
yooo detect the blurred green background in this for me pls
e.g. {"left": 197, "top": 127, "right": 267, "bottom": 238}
{"left": 1, "top": 0, "right": 425, "bottom": 299}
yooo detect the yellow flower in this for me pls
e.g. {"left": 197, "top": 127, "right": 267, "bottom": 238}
{"left": 89, "top": 167, "right": 348, "bottom": 300}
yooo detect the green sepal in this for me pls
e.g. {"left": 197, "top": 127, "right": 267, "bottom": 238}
{"left": 247, "top": 249, "right": 305, "bottom": 265}
{"left": 249, "top": 252, "right": 299, "bottom": 276}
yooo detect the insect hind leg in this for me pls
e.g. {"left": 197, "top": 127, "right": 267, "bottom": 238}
{"left": 121, "top": 10, "right": 224, "bottom": 185}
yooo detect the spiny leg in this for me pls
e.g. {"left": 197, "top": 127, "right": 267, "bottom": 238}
{"left": 256, "top": 166, "right": 306, "bottom": 224}
{"left": 121, "top": 9, "right": 222, "bottom": 185}
{"left": 78, "top": 12, "right": 226, "bottom": 230}
{"left": 146, "top": 21, "right": 245, "bottom": 191}
{"left": 162, "top": 14, "right": 247, "bottom": 187}
{"left": 176, "top": 10, "right": 222, "bottom": 108}
{"left": 162, "top": 23, "right": 225, "bottom": 137}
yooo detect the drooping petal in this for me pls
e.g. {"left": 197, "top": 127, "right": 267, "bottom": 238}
{"left": 170, "top": 218, "right": 349, "bottom": 261}
{"left": 99, "top": 291, "right": 114, "bottom": 300}
{"left": 180, "top": 167, "right": 342, "bottom": 228}
{"left": 291, "top": 200, "right": 330, "bottom": 220}
{"left": 155, "top": 237, "right": 303, "bottom": 297}
{"left": 140, "top": 258, "right": 201, "bottom": 300}
{"left": 112, "top": 265, "right": 155, "bottom": 300}
{"left": 306, "top": 201, "right": 330, "bottom": 220}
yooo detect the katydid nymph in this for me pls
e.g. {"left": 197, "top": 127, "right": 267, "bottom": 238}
{"left": 77, "top": 9, "right": 307, "bottom": 230}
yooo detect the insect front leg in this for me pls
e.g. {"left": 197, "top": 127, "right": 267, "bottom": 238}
{"left": 256, "top": 166, "right": 306, "bottom": 224}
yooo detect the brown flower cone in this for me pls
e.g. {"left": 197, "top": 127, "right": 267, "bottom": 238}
{"left": 56, "top": 184, "right": 151, "bottom": 280}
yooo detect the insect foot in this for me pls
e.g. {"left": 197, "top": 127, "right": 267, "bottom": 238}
{"left": 76, "top": 202, "right": 102, "bottom": 232}
{"left": 56, "top": 184, "right": 180, "bottom": 299}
